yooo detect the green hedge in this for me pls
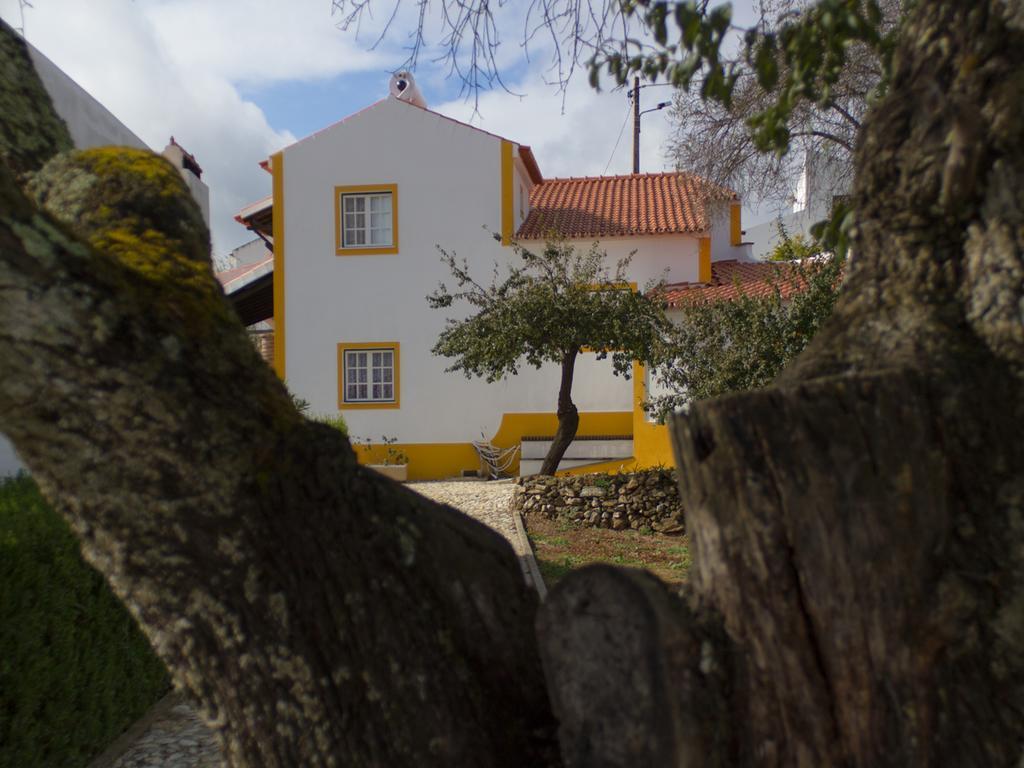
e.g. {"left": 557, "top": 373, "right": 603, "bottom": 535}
{"left": 0, "top": 475, "right": 169, "bottom": 768}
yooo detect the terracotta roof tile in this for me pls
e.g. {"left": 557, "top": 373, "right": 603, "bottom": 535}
{"left": 517, "top": 172, "right": 736, "bottom": 240}
{"left": 659, "top": 260, "right": 804, "bottom": 307}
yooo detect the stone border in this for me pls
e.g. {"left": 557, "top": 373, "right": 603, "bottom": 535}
{"left": 513, "top": 469, "right": 684, "bottom": 532}
{"left": 510, "top": 506, "right": 548, "bottom": 601}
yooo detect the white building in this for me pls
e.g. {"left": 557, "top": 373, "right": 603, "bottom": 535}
{"left": 745, "top": 150, "right": 851, "bottom": 260}
{"left": 235, "top": 91, "right": 754, "bottom": 479}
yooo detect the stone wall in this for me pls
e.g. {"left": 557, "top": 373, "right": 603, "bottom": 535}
{"left": 513, "top": 469, "right": 684, "bottom": 533}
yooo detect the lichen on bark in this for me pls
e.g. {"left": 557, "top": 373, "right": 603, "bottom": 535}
{"left": 0, "top": 18, "right": 72, "bottom": 176}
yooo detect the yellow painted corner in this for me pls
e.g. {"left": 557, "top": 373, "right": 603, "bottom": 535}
{"left": 500, "top": 140, "right": 514, "bottom": 245}
{"left": 730, "top": 202, "right": 742, "bottom": 246}
{"left": 699, "top": 237, "right": 712, "bottom": 283}
{"left": 631, "top": 362, "right": 677, "bottom": 470}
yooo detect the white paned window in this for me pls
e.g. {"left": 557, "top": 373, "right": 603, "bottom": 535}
{"left": 344, "top": 348, "right": 395, "bottom": 403}
{"left": 341, "top": 192, "right": 393, "bottom": 248}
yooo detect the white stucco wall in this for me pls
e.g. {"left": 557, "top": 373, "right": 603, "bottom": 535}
{"left": 280, "top": 99, "right": 740, "bottom": 446}
{"left": 28, "top": 45, "right": 148, "bottom": 152}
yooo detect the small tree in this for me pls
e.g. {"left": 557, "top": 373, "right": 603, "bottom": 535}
{"left": 647, "top": 245, "right": 844, "bottom": 420}
{"left": 428, "top": 241, "right": 670, "bottom": 475}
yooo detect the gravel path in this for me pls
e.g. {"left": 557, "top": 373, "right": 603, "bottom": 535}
{"left": 92, "top": 479, "right": 517, "bottom": 768}
{"left": 408, "top": 477, "right": 518, "bottom": 542}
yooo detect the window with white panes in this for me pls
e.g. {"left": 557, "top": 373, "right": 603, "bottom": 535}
{"left": 343, "top": 348, "right": 395, "bottom": 404}
{"left": 341, "top": 192, "right": 393, "bottom": 248}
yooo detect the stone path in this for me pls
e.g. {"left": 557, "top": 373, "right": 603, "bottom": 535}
{"left": 91, "top": 479, "right": 518, "bottom": 768}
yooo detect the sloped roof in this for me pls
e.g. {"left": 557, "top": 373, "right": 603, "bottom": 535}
{"left": 517, "top": 172, "right": 737, "bottom": 240}
{"left": 216, "top": 251, "right": 274, "bottom": 295}
{"left": 660, "top": 259, "right": 803, "bottom": 307}
{"left": 263, "top": 98, "right": 544, "bottom": 184}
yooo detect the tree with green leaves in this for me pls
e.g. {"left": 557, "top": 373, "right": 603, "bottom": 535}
{"left": 429, "top": 241, "right": 670, "bottom": 475}
{"left": 646, "top": 244, "right": 843, "bottom": 421}
{"left": 3, "top": 1, "right": 1024, "bottom": 765}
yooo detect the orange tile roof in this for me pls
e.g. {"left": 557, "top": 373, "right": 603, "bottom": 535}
{"left": 517, "top": 172, "right": 736, "bottom": 240}
{"left": 659, "top": 260, "right": 804, "bottom": 307}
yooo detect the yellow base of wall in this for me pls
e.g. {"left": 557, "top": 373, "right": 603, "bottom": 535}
{"left": 352, "top": 407, "right": 676, "bottom": 481}
{"left": 353, "top": 410, "right": 640, "bottom": 481}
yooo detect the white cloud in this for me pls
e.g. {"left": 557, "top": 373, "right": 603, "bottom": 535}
{"left": 0, "top": 0, "right": 392, "bottom": 256}
{"left": 432, "top": 65, "right": 677, "bottom": 179}
{"left": 2, "top": 0, "right": 764, "bottom": 254}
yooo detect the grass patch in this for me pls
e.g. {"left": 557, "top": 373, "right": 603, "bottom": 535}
{"left": 526, "top": 513, "right": 691, "bottom": 587}
{"left": 0, "top": 475, "right": 169, "bottom": 768}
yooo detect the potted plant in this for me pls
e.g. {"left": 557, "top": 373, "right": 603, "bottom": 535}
{"left": 361, "top": 436, "right": 409, "bottom": 482}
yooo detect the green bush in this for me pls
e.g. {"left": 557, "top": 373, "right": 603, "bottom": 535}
{"left": 313, "top": 412, "right": 349, "bottom": 437}
{"left": 0, "top": 475, "right": 169, "bottom": 768}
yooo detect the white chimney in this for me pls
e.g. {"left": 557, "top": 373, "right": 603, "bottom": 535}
{"left": 389, "top": 71, "right": 427, "bottom": 109}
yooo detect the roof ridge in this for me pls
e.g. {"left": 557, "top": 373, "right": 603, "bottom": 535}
{"left": 540, "top": 171, "right": 701, "bottom": 184}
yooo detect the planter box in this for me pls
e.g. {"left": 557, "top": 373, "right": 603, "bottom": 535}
{"left": 369, "top": 464, "right": 408, "bottom": 482}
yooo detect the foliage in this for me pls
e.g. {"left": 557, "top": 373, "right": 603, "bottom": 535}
{"left": 664, "top": 0, "right": 901, "bottom": 208}
{"left": 355, "top": 435, "right": 409, "bottom": 465}
{"left": 429, "top": 240, "right": 669, "bottom": 381}
{"left": 313, "top": 412, "right": 348, "bottom": 436}
{"left": 766, "top": 221, "right": 823, "bottom": 261}
{"left": 0, "top": 18, "right": 72, "bottom": 176}
{"left": 331, "top": 0, "right": 897, "bottom": 254}
{"left": 0, "top": 475, "right": 169, "bottom": 768}
{"left": 287, "top": 385, "right": 311, "bottom": 415}
{"left": 429, "top": 239, "right": 670, "bottom": 473}
{"left": 647, "top": 247, "right": 844, "bottom": 420}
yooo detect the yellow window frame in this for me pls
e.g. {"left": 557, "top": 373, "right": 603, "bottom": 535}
{"left": 334, "top": 184, "right": 399, "bottom": 256}
{"left": 337, "top": 342, "right": 401, "bottom": 409}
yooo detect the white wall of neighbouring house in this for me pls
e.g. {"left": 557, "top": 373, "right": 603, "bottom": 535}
{"left": 27, "top": 44, "right": 148, "bottom": 152}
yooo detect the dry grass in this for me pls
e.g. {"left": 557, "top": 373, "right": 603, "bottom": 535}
{"left": 526, "top": 513, "right": 691, "bottom": 587}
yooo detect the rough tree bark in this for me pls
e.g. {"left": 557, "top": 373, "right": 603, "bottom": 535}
{"left": 537, "top": 1, "right": 1024, "bottom": 766}
{"left": 540, "top": 349, "right": 580, "bottom": 476}
{"left": 0, "top": 21, "right": 558, "bottom": 768}
{"left": 2, "top": 1, "right": 1023, "bottom": 766}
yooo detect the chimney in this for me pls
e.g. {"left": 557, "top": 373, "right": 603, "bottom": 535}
{"left": 388, "top": 71, "right": 427, "bottom": 109}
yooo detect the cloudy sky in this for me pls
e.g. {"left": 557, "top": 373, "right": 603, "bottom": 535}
{"left": 1, "top": 0, "right": 769, "bottom": 257}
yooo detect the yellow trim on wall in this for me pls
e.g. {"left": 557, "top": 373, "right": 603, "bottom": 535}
{"left": 349, "top": 411, "right": 634, "bottom": 480}
{"left": 334, "top": 183, "right": 399, "bottom": 256}
{"left": 352, "top": 442, "right": 480, "bottom": 482}
{"left": 730, "top": 202, "right": 742, "bottom": 246}
{"left": 631, "top": 362, "right": 677, "bottom": 469}
{"left": 271, "top": 151, "right": 286, "bottom": 378}
{"left": 699, "top": 237, "right": 712, "bottom": 283}
{"left": 500, "top": 140, "right": 514, "bottom": 245}
{"left": 337, "top": 342, "right": 401, "bottom": 409}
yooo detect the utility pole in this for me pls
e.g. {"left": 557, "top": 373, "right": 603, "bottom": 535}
{"left": 632, "top": 77, "right": 641, "bottom": 174}
{"left": 631, "top": 78, "right": 671, "bottom": 174}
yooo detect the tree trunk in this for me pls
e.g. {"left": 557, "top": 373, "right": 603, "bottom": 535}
{"left": 536, "top": 1, "right": 1024, "bottom": 766}
{"left": 539, "top": 349, "right": 580, "bottom": 476}
{"left": 0, "top": 23, "right": 559, "bottom": 767}
{"left": 3, "top": 2, "right": 1024, "bottom": 766}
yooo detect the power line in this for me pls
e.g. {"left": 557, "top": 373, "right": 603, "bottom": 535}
{"left": 603, "top": 102, "right": 632, "bottom": 176}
